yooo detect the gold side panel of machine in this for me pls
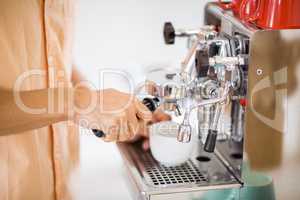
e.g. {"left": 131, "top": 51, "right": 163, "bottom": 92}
{"left": 246, "top": 30, "right": 300, "bottom": 199}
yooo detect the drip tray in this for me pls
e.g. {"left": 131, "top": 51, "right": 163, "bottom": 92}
{"left": 144, "top": 158, "right": 208, "bottom": 186}
{"left": 117, "top": 143, "right": 241, "bottom": 200}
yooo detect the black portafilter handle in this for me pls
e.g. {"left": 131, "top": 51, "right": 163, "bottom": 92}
{"left": 142, "top": 97, "right": 159, "bottom": 112}
{"left": 163, "top": 22, "right": 176, "bottom": 45}
{"left": 204, "top": 129, "right": 218, "bottom": 153}
{"left": 92, "top": 97, "right": 158, "bottom": 138}
{"left": 92, "top": 129, "right": 106, "bottom": 138}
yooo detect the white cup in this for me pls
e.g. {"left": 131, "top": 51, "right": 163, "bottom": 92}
{"left": 149, "top": 121, "right": 195, "bottom": 166}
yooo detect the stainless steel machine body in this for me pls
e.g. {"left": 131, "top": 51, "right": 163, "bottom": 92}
{"left": 117, "top": 2, "right": 300, "bottom": 200}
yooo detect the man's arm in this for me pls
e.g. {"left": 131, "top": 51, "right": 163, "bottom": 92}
{"left": 0, "top": 65, "right": 86, "bottom": 136}
{"left": 0, "top": 65, "right": 152, "bottom": 140}
{"left": 0, "top": 88, "right": 71, "bottom": 136}
{"left": 0, "top": 66, "right": 90, "bottom": 136}
{"left": 0, "top": 86, "right": 152, "bottom": 141}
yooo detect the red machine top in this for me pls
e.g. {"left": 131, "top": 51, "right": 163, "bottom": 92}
{"left": 218, "top": 0, "right": 300, "bottom": 30}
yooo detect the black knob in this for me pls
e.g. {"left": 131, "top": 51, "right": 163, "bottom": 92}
{"left": 163, "top": 22, "right": 175, "bottom": 45}
{"left": 204, "top": 129, "right": 218, "bottom": 153}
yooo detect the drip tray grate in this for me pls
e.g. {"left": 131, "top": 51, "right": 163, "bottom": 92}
{"left": 142, "top": 153, "right": 208, "bottom": 186}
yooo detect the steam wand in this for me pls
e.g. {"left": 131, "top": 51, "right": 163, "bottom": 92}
{"left": 177, "top": 108, "right": 192, "bottom": 143}
{"left": 177, "top": 84, "right": 230, "bottom": 148}
{"left": 203, "top": 102, "right": 223, "bottom": 153}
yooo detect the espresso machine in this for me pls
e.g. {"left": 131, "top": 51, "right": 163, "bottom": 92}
{"left": 117, "top": 2, "right": 300, "bottom": 199}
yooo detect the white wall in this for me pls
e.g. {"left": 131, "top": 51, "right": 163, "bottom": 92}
{"left": 74, "top": 0, "right": 211, "bottom": 89}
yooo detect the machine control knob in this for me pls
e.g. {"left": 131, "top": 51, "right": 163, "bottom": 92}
{"left": 204, "top": 129, "right": 218, "bottom": 153}
{"left": 163, "top": 22, "right": 176, "bottom": 45}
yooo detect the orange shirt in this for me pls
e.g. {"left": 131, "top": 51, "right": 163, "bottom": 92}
{"left": 0, "top": 0, "right": 79, "bottom": 199}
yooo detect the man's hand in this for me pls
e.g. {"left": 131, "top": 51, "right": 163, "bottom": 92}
{"left": 73, "top": 88, "right": 152, "bottom": 142}
{"left": 128, "top": 108, "right": 171, "bottom": 151}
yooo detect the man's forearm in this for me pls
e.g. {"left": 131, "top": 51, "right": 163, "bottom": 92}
{"left": 0, "top": 88, "right": 72, "bottom": 136}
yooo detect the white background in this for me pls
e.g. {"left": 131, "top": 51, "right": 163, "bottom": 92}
{"left": 72, "top": 0, "right": 211, "bottom": 199}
